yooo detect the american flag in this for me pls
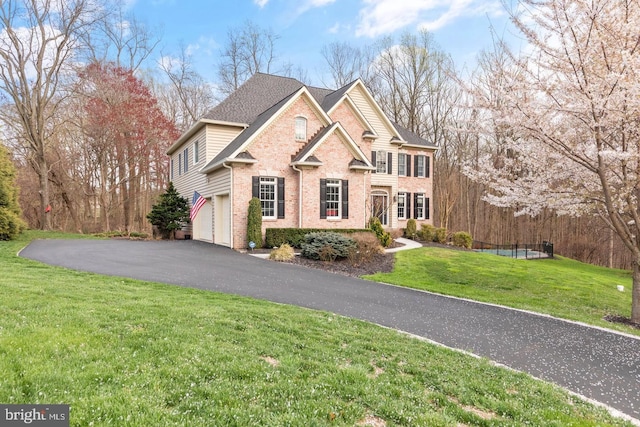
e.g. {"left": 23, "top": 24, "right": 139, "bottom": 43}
{"left": 190, "top": 191, "right": 206, "bottom": 221}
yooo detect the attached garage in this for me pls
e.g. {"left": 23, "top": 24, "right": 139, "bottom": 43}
{"left": 192, "top": 199, "right": 213, "bottom": 242}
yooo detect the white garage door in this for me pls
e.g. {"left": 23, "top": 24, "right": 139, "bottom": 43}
{"left": 193, "top": 200, "right": 213, "bottom": 242}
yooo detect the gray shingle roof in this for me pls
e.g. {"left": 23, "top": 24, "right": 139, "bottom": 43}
{"left": 198, "top": 73, "right": 435, "bottom": 173}
{"left": 204, "top": 73, "right": 306, "bottom": 124}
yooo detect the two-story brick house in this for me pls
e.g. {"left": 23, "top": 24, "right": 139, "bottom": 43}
{"left": 167, "top": 73, "right": 437, "bottom": 249}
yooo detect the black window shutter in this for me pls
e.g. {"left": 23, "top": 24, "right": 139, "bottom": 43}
{"left": 405, "top": 193, "right": 411, "bottom": 219}
{"left": 341, "top": 180, "right": 349, "bottom": 219}
{"left": 277, "top": 177, "right": 285, "bottom": 219}
{"left": 387, "top": 152, "right": 392, "bottom": 174}
{"left": 425, "top": 156, "right": 430, "bottom": 178}
{"left": 252, "top": 176, "right": 259, "bottom": 198}
{"left": 371, "top": 151, "right": 377, "bottom": 173}
{"left": 414, "top": 155, "right": 419, "bottom": 177}
{"left": 406, "top": 155, "right": 411, "bottom": 177}
{"left": 425, "top": 197, "right": 430, "bottom": 219}
{"left": 320, "top": 179, "right": 327, "bottom": 219}
{"left": 413, "top": 193, "right": 419, "bottom": 219}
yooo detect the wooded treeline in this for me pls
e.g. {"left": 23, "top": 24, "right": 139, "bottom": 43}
{"left": 1, "top": 0, "right": 632, "bottom": 269}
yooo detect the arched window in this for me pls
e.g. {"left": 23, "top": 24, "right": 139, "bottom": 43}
{"left": 295, "top": 116, "right": 307, "bottom": 141}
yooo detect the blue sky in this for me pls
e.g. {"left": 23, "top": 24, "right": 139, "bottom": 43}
{"left": 129, "top": 0, "right": 517, "bottom": 86}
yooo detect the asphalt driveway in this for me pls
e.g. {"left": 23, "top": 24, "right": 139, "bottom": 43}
{"left": 20, "top": 239, "right": 640, "bottom": 422}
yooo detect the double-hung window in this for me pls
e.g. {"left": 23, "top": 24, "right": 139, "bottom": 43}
{"left": 183, "top": 148, "right": 189, "bottom": 173}
{"left": 178, "top": 153, "right": 182, "bottom": 176}
{"left": 398, "top": 154, "right": 406, "bottom": 176}
{"left": 414, "top": 155, "right": 430, "bottom": 178}
{"left": 376, "top": 150, "right": 387, "bottom": 174}
{"left": 397, "top": 192, "right": 407, "bottom": 220}
{"left": 320, "top": 179, "right": 348, "bottom": 219}
{"left": 415, "top": 193, "right": 425, "bottom": 220}
{"left": 259, "top": 177, "right": 277, "bottom": 219}
{"left": 325, "top": 179, "right": 341, "bottom": 219}
{"left": 194, "top": 140, "right": 200, "bottom": 164}
{"left": 170, "top": 159, "right": 174, "bottom": 180}
{"left": 295, "top": 117, "right": 307, "bottom": 141}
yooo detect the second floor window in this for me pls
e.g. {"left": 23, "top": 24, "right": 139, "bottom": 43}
{"left": 194, "top": 140, "right": 200, "bottom": 164}
{"left": 376, "top": 150, "right": 387, "bottom": 174}
{"left": 398, "top": 153, "right": 406, "bottom": 176}
{"left": 183, "top": 148, "right": 189, "bottom": 173}
{"left": 295, "top": 116, "right": 307, "bottom": 141}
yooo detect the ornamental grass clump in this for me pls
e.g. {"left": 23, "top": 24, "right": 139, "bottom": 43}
{"left": 269, "top": 244, "right": 295, "bottom": 262}
{"left": 301, "top": 232, "right": 356, "bottom": 261}
{"left": 347, "top": 232, "right": 384, "bottom": 266}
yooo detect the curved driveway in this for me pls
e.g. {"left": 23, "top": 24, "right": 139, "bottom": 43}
{"left": 20, "top": 239, "right": 640, "bottom": 422}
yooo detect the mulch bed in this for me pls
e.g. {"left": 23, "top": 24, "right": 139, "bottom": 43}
{"left": 603, "top": 315, "right": 640, "bottom": 330}
{"left": 282, "top": 252, "right": 396, "bottom": 278}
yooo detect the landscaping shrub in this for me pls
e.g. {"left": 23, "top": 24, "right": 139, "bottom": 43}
{"left": 452, "top": 231, "right": 473, "bottom": 249}
{"left": 368, "top": 217, "right": 392, "bottom": 248}
{"left": 269, "top": 243, "right": 295, "bottom": 261}
{"left": 265, "top": 228, "right": 372, "bottom": 248}
{"left": 247, "top": 197, "right": 263, "bottom": 249}
{"left": 301, "top": 232, "right": 356, "bottom": 260}
{"left": 433, "top": 227, "right": 448, "bottom": 244}
{"left": 418, "top": 224, "right": 435, "bottom": 242}
{"left": 404, "top": 218, "right": 417, "bottom": 239}
{"left": 146, "top": 182, "right": 190, "bottom": 240}
{"left": 347, "top": 232, "right": 383, "bottom": 266}
{"left": 0, "top": 143, "right": 25, "bottom": 240}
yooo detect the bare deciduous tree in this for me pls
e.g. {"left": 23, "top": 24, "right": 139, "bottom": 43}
{"left": 217, "top": 20, "right": 279, "bottom": 96}
{"left": 0, "top": 0, "right": 104, "bottom": 229}
{"left": 157, "top": 45, "right": 216, "bottom": 132}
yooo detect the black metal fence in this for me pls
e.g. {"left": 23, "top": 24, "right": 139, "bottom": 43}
{"left": 472, "top": 241, "right": 554, "bottom": 259}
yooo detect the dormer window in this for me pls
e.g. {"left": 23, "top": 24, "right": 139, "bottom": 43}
{"left": 295, "top": 116, "right": 307, "bottom": 141}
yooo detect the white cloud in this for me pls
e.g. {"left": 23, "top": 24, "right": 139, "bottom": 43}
{"left": 356, "top": 0, "right": 502, "bottom": 38}
{"left": 254, "top": 0, "right": 269, "bottom": 8}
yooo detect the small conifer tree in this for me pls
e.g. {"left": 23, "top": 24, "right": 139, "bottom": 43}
{"left": 146, "top": 182, "right": 190, "bottom": 239}
{"left": 0, "top": 144, "right": 25, "bottom": 240}
{"left": 247, "top": 197, "right": 263, "bottom": 248}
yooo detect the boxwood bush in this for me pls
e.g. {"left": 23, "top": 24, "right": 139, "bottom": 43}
{"left": 300, "top": 232, "right": 356, "bottom": 261}
{"left": 265, "top": 228, "right": 372, "bottom": 248}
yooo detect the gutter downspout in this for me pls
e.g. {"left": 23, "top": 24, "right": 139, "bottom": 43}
{"left": 364, "top": 170, "right": 371, "bottom": 228}
{"left": 292, "top": 165, "right": 303, "bottom": 228}
{"left": 222, "top": 161, "right": 234, "bottom": 249}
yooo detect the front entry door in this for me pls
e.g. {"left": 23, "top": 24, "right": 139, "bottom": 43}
{"left": 371, "top": 194, "right": 388, "bottom": 226}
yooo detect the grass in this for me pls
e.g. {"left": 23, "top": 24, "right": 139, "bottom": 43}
{"left": 365, "top": 247, "right": 637, "bottom": 336}
{"left": 0, "top": 231, "right": 635, "bottom": 426}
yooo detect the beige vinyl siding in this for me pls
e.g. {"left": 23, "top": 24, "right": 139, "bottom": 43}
{"left": 205, "top": 123, "right": 244, "bottom": 162}
{"left": 349, "top": 86, "right": 399, "bottom": 227}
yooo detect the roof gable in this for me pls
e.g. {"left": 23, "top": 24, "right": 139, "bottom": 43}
{"left": 200, "top": 86, "right": 332, "bottom": 173}
{"left": 291, "top": 122, "right": 374, "bottom": 170}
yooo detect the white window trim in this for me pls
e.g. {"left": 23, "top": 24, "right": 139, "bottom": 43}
{"left": 376, "top": 150, "right": 387, "bottom": 174}
{"left": 417, "top": 155, "right": 425, "bottom": 178}
{"left": 326, "top": 179, "right": 341, "bottom": 219}
{"left": 397, "top": 192, "right": 407, "bottom": 220}
{"left": 259, "top": 177, "right": 277, "bottom": 220}
{"left": 194, "top": 140, "right": 200, "bottom": 164}
{"left": 415, "top": 193, "right": 425, "bottom": 220}
{"left": 295, "top": 116, "right": 307, "bottom": 141}
{"left": 398, "top": 153, "right": 406, "bottom": 176}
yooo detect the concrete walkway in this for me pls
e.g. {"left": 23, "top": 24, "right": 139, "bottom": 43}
{"left": 20, "top": 239, "right": 640, "bottom": 423}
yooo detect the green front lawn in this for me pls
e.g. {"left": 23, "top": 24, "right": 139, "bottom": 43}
{"left": 365, "top": 247, "right": 636, "bottom": 336}
{"left": 0, "top": 232, "right": 634, "bottom": 425}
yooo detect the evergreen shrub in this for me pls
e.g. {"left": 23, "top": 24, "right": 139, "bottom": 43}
{"left": 301, "top": 232, "right": 356, "bottom": 260}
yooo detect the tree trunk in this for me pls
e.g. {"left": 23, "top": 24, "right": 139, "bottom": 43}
{"left": 633, "top": 258, "right": 640, "bottom": 324}
{"left": 37, "top": 155, "right": 51, "bottom": 230}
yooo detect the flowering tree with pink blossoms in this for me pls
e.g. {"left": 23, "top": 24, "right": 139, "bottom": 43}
{"left": 465, "top": 0, "right": 640, "bottom": 323}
